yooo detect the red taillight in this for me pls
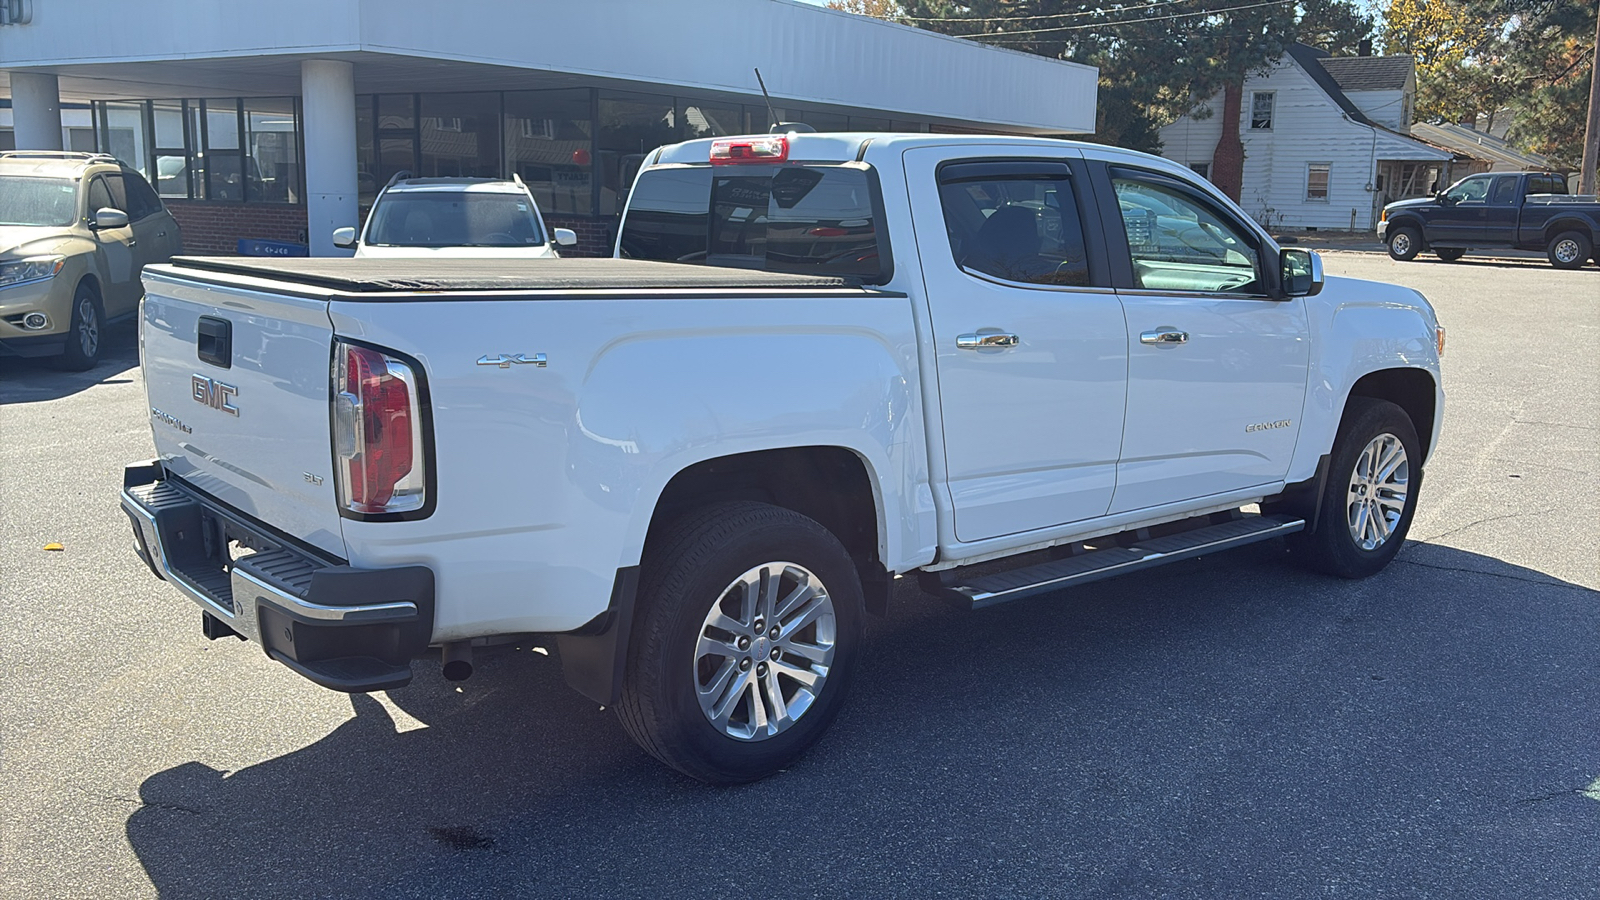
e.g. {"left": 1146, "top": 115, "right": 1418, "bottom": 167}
{"left": 334, "top": 343, "right": 426, "bottom": 516}
{"left": 710, "top": 135, "right": 788, "bottom": 165}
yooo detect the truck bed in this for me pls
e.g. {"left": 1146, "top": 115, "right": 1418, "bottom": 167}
{"left": 159, "top": 256, "right": 881, "bottom": 297}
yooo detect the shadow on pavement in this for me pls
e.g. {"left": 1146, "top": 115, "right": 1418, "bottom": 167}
{"left": 0, "top": 320, "right": 139, "bottom": 404}
{"left": 126, "top": 541, "right": 1599, "bottom": 899}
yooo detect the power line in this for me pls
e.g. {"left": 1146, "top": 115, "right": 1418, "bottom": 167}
{"left": 949, "top": 0, "right": 1298, "bottom": 39}
{"left": 897, "top": 0, "right": 1204, "bottom": 25}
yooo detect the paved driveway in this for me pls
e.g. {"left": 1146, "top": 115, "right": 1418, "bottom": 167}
{"left": 1, "top": 253, "right": 1595, "bottom": 899}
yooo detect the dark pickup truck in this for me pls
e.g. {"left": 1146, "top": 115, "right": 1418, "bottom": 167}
{"left": 1379, "top": 171, "right": 1599, "bottom": 269}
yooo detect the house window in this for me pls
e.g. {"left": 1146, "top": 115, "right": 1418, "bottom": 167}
{"left": 1307, "top": 164, "right": 1331, "bottom": 201}
{"left": 1189, "top": 162, "right": 1210, "bottom": 179}
{"left": 1250, "top": 92, "right": 1275, "bottom": 130}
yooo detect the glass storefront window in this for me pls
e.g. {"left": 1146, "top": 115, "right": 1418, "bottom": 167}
{"left": 679, "top": 100, "right": 741, "bottom": 140}
{"left": 420, "top": 93, "right": 499, "bottom": 178}
{"left": 505, "top": 89, "right": 594, "bottom": 216}
{"left": 598, "top": 92, "right": 676, "bottom": 215}
{"left": 201, "top": 99, "right": 243, "bottom": 200}
{"left": 356, "top": 95, "right": 376, "bottom": 204}
{"left": 244, "top": 98, "right": 301, "bottom": 203}
{"left": 98, "top": 101, "right": 150, "bottom": 180}
{"left": 151, "top": 101, "right": 189, "bottom": 198}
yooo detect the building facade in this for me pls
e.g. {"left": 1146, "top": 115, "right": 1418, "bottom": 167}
{"left": 0, "top": 0, "right": 1098, "bottom": 255}
{"left": 1160, "top": 45, "right": 1450, "bottom": 233}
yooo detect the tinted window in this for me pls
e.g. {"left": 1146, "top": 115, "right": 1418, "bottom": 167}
{"left": 100, "top": 173, "right": 130, "bottom": 213}
{"left": 122, "top": 170, "right": 164, "bottom": 220}
{"left": 1490, "top": 175, "right": 1518, "bottom": 205}
{"left": 365, "top": 191, "right": 546, "bottom": 247}
{"left": 1112, "top": 171, "right": 1260, "bottom": 294}
{"left": 87, "top": 177, "right": 116, "bottom": 216}
{"left": 619, "top": 163, "right": 889, "bottom": 282}
{"left": 936, "top": 164, "right": 1090, "bottom": 287}
{"left": 0, "top": 177, "right": 78, "bottom": 226}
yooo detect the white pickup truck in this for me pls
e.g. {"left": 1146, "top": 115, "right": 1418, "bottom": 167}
{"left": 123, "top": 133, "right": 1444, "bottom": 784}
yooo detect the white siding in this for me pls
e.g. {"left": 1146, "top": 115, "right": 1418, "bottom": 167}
{"left": 1160, "top": 58, "right": 1446, "bottom": 232}
{"left": 1345, "top": 89, "right": 1406, "bottom": 131}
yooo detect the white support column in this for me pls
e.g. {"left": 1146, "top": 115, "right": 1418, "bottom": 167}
{"left": 10, "top": 72, "right": 63, "bottom": 151}
{"left": 301, "top": 59, "right": 358, "bottom": 257}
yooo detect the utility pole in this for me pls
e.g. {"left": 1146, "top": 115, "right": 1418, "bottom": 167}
{"left": 1582, "top": 0, "right": 1600, "bottom": 195}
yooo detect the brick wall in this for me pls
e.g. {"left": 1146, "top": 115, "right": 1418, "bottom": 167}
{"left": 165, "top": 202, "right": 617, "bottom": 258}
{"left": 165, "top": 201, "right": 309, "bottom": 255}
{"left": 545, "top": 214, "right": 614, "bottom": 258}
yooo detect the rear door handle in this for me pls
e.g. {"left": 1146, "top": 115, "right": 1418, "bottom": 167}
{"left": 1139, "top": 328, "right": 1188, "bottom": 345}
{"left": 956, "top": 332, "right": 1020, "bottom": 350}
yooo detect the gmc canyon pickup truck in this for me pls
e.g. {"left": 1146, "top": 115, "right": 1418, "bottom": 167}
{"left": 1379, "top": 170, "right": 1599, "bottom": 268}
{"left": 123, "top": 133, "right": 1444, "bottom": 784}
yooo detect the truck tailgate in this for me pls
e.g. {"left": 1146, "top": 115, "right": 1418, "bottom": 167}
{"left": 141, "top": 266, "right": 346, "bottom": 557}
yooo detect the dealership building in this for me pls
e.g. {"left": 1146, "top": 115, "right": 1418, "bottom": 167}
{"left": 0, "top": 0, "right": 1098, "bottom": 256}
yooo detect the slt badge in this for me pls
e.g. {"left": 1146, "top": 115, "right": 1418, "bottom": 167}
{"left": 477, "top": 353, "right": 547, "bottom": 369}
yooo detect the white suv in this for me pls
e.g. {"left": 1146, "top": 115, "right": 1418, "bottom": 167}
{"left": 333, "top": 175, "right": 577, "bottom": 258}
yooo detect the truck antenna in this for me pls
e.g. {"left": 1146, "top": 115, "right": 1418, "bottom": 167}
{"left": 754, "top": 68, "right": 779, "bottom": 131}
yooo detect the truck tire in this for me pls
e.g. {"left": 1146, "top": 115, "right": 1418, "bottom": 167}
{"left": 54, "top": 282, "right": 103, "bottom": 372}
{"left": 1547, "top": 230, "right": 1591, "bottom": 270}
{"left": 1289, "top": 398, "right": 1421, "bottom": 579}
{"left": 1434, "top": 248, "right": 1465, "bottom": 262}
{"left": 617, "top": 501, "right": 864, "bottom": 784}
{"left": 1386, "top": 226, "right": 1422, "bottom": 261}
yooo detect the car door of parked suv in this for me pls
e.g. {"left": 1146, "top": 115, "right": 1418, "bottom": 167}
{"left": 1101, "top": 164, "right": 1310, "bottom": 514}
{"left": 905, "top": 147, "right": 1128, "bottom": 543}
{"left": 85, "top": 173, "right": 139, "bottom": 314}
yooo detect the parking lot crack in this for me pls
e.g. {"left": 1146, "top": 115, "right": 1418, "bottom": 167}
{"left": 1393, "top": 557, "right": 1589, "bottom": 591}
{"left": 1414, "top": 512, "right": 1527, "bottom": 544}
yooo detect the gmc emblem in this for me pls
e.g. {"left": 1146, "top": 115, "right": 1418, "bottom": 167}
{"left": 191, "top": 374, "right": 239, "bottom": 416}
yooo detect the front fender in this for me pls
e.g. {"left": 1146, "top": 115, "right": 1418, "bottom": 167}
{"left": 1289, "top": 277, "right": 1442, "bottom": 482}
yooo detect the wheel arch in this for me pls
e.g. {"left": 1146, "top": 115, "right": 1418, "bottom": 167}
{"left": 1387, "top": 215, "right": 1427, "bottom": 243}
{"left": 1346, "top": 367, "right": 1438, "bottom": 463}
{"left": 644, "top": 445, "right": 890, "bottom": 615}
{"left": 1542, "top": 218, "right": 1596, "bottom": 244}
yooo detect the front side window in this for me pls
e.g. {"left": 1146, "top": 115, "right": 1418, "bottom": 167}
{"left": 619, "top": 163, "right": 889, "bottom": 282}
{"left": 1112, "top": 170, "right": 1261, "bottom": 294}
{"left": 1444, "top": 175, "right": 1492, "bottom": 204}
{"left": 1306, "top": 164, "right": 1331, "bottom": 201}
{"left": 936, "top": 162, "right": 1090, "bottom": 287}
{"left": 1250, "top": 92, "right": 1275, "bottom": 130}
{"left": 364, "top": 191, "right": 546, "bottom": 248}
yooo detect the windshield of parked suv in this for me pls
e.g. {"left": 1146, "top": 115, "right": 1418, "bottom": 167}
{"left": 0, "top": 176, "right": 78, "bottom": 227}
{"left": 364, "top": 191, "right": 546, "bottom": 247}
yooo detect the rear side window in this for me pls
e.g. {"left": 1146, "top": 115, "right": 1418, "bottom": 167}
{"left": 620, "top": 163, "right": 890, "bottom": 283}
{"left": 1490, "top": 176, "right": 1518, "bottom": 205}
{"left": 935, "top": 160, "right": 1091, "bottom": 287}
{"left": 121, "top": 170, "right": 165, "bottom": 220}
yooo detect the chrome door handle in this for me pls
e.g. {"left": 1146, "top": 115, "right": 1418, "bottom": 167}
{"left": 1139, "top": 329, "right": 1189, "bottom": 345}
{"left": 956, "top": 332, "right": 1020, "bottom": 350}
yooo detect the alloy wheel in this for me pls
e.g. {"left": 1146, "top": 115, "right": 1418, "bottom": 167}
{"left": 694, "top": 561, "right": 836, "bottom": 742}
{"left": 1346, "top": 433, "right": 1409, "bottom": 551}
{"left": 77, "top": 296, "right": 100, "bottom": 358}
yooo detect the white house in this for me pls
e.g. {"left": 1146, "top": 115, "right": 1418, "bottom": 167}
{"left": 1160, "top": 44, "right": 1451, "bottom": 232}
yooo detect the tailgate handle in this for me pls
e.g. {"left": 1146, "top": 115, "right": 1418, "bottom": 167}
{"left": 197, "top": 316, "right": 232, "bottom": 369}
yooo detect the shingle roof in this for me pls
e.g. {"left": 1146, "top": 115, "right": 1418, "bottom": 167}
{"left": 1286, "top": 44, "right": 1373, "bottom": 126}
{"left": 1410, "top": 122, "right": 1554, "bottom": 169}
{"left": 1317, "top": 55, "right": 1414, "bottom": 92}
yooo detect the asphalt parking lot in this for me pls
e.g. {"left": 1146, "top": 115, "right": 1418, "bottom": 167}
{"left": 1, "top": 251, "right": 1596, "bottom": 899}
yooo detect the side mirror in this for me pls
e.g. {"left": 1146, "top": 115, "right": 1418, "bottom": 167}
{"left": 1281, "top": 247, "right": 1323, "bottom": 298}
{"left": 553, "top": 228, "right": 578, "bottom": 248}
{"left": 93, "top": 208, "right": 130, "bottom": 230}
{"left": 331, "top": 226, "right": 358, "bottom": 250}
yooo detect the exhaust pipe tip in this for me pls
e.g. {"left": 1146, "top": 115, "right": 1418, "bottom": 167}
{"left": 441, "top": 641, "right": 474, "bottom": 682}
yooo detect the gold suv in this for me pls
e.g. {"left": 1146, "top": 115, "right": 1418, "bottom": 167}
{"left": 0, "top": 152, "right": 182, "bottom": 370}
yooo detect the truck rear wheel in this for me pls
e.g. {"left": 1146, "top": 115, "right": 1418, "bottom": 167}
{"left": 1434, "top": 248, "right": 1465, "bottom": 262}
{"left": 1289, "top": 398, "right": 1421, "bottom": 579}
{"left": 617, "top": 501, "right": 864, "bottom": 784}
{"left": 1387, "top": 226, "right": 1422, "bottom": 261}
{"left": 1547, "top": 230, "right": 1591, "bottom": 270}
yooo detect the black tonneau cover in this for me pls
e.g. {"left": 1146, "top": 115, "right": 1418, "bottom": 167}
{"left": 165, "top": 256, "right": 866, "bottom": 294}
